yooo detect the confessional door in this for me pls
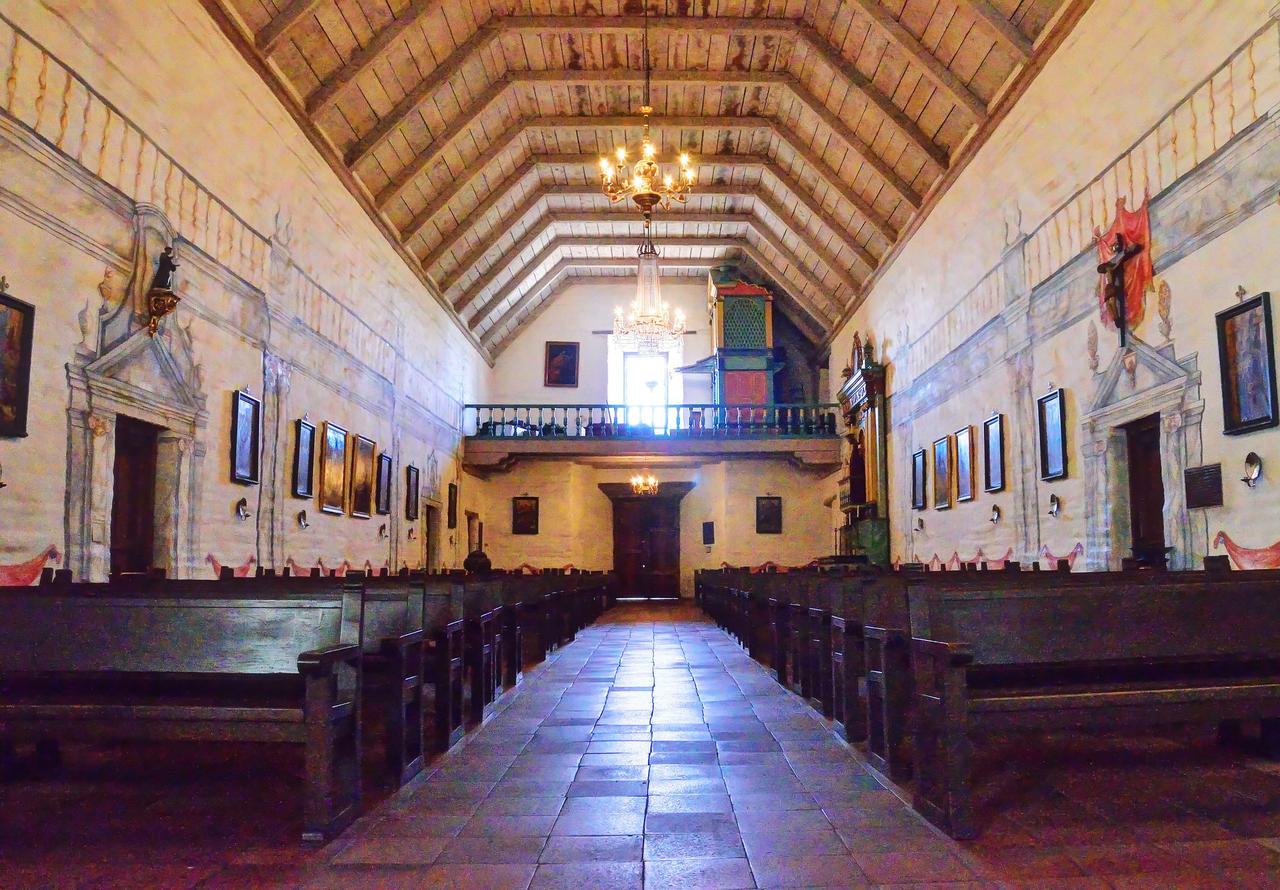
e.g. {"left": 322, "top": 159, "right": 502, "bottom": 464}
{"left": 1125, "top": 413, "right": 1167, "bottom": 565}
{"left": 612, "top": 497, "right": 681, "bottom": 599}
{"left": 110, "top": 415, "right": 160, "bottom": 576}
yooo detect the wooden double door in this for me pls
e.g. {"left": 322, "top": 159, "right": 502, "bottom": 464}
{"left": 612, "top": 496, "right": 681, "bottom": 599}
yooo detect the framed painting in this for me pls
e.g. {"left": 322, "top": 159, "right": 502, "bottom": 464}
{"left": 512, "top": 496, "right": 539, "bottom": 535}
{"left": 230, "top": 390, "right": 261, "bottom": 485}
{"left": 1037, "top": 388, "right": 1068, "bottom": 480}
{"left": 1216, "top": 292, "right": 1278, "bottom": 435}
{"left": 0, "top": 288, "right": 35, "bottom": 438}
{"left": 544, "top": 341, "right": 579, "bottom": 387}
{"left": 447, "top": 482, "right": 458, "bottom": 529}
{"left": 405, "top": 464, "right": 420, "bottom": 521}
{"left": 911, "top": 448, "right": 927, "bottom": 511}
{"left": 291, "top": 418, "right": 315, "bottom": 498}
{"left": 954, "top": 425, "right": 975, "bottom": 503}
{"left": 983, "top": 413, "right": 1005, "bottom": 493}
{"left": 375, "top": 452, "right": 392, "bottom": 515}
{"left": 349, "top": 435, "right": 376, "bottom": 518}
{"left": 319, "top": 421, "right": 348, "bottom": 515}
{"left": 933, "top": 435, "right": 952, "bottom": 510}
{"left": 702, "top": 521, "right": 715, "bottom": 545}
{"left": 756, "top": 496, "right": 782, "bottom": 534}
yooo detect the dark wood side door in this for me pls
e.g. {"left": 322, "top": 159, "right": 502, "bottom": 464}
{"left": 1124, "top": 413, "right": 1166, "bottom": 564}
{"left": 110, "top": 415, "right": 160, "bottom": 576}
{"left": 612, "top": 497, "right": 681, "bottom": 598}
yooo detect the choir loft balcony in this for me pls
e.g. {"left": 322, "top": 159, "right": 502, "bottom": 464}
{"left": 462, "top": 404, "right": 843, "bottom": 476}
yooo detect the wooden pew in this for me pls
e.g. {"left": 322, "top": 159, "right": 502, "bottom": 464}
{"left": 0, "top": 577, "right": 365, "bottom": 844}
{"left": 461, "top": 578, "right": 504, "bottom": 723}
{"left": 906, "top": 573, "right": 1280, "bottom": 838}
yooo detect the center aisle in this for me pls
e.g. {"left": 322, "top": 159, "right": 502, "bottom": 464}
{"left": 302, "top": 601, "right": 982, "bottom": 889}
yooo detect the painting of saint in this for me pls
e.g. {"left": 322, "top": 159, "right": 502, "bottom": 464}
{"left": 350, "top": 435, "right": 376, "bottom": 518}
{"left": 1216, "top": 293, "right": 1277, "bottom": 436}
{"left": 0, "top": 292, "right": 35, "bottom": 438}
{"left": 544, "top": 341, "right": 579, "bottom": 387}
{"left": 319, "top": 422, "right": 348, "bottom": 515}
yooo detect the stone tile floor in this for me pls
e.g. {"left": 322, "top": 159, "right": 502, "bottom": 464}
{"left": 6, "top": 600, "right": 1280, "bottom": 887}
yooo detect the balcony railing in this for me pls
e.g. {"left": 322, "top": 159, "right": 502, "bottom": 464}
{"left": 464, "top": 403, "right": 841, "bottom": 439}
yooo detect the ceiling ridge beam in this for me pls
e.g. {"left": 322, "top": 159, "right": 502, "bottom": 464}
{"left": 837, "top": 0, "right": 987, "bottom": 122}
{"left": 256, "top": 0, "right": 324, "bottom": 56}
{"left": 344, "top": 23, "right": 502, "bottom": 168}
{"left": 501, "top": 15, "right": 801, "bottom": 35}
{"left": 306, "top": 0, "right": 441, "bottom": 115}
{"left": 466, "top": 235, "right": 746, "bottom": 328}
{"left": 956, "top": 0, "right": 1033, "bottom": 62}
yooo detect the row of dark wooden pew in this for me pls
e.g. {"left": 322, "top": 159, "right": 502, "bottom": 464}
{"left": 696, "top": 559, "right": 1280, "bottom": 839}
{"left": 0, "top": 566, "right": 614, "bottom": 843}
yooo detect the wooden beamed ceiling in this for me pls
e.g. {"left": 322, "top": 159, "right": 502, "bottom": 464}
{"left": 206, "top": 0, "right": 1079, "bottom": 358}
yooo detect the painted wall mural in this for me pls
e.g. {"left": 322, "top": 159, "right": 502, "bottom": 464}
{"left": 1213, "top": 531, "right": 1280, "bottom": 570}
{"left": 0, "top": 545, "right": 61, "bottom": 586}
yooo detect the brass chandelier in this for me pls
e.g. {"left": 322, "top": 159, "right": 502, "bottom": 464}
{"left": 602, "top": 3, "right": 695, "bottom": 355}
{"left": 630, "top": 473, "right": 659, "bottom": 496}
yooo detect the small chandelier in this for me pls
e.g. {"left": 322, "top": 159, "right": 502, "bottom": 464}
{"left": 630, "top": 473, "right": 659, "bottom": 496}
{"left": 614, "top": 227, "right": 687, "bottom": 354}
{"left": 599, "top": 3, "right": 695, "bottom": 212}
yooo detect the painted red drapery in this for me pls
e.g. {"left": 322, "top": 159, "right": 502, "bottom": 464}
{"left": 1095, "top": 196, "right": 1154, "bottom": 330}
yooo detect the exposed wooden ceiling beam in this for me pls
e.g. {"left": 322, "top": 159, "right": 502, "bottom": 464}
{"left": 399, "top": 146, "right": 898, "bottom": 250}
{"left": 465, "top": 235, "right": 746, "bottom": 327}
{"left": 840, "top": 0, "right": 988, "bottom": 122}
{"left": 306, "top": 0, "right": 440, "bottom": 115}
{"left": 255, "top": 0, "right": 324, "bottom": 56}
{"left": 449, "top": 214, "right": 756, "bottom": 307}
{"left": 956, "top": 0, "right": 1033, "bottom": 62}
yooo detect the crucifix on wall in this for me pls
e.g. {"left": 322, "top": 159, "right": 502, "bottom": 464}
{"left": 1097, "top": 232, "right": 1144, "bottom": 348}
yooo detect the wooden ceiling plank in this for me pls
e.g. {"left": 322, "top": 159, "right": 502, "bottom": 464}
{"left": 344, "top": 23, "right": 502, "bottom": 167}
{"left": 307, "top": 0, "right": 441, "bottom": 114}
{"left": 840, "top": 0, "right": 988, "bottom": 121}
{"left": 256, "top": 0, "right": 326, "bottom": 56}
{"left": 956, "top": 0, "right": 1032, "bottom": 62}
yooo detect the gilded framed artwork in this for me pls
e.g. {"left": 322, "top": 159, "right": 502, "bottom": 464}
{"left": 292, "top": 418, "right": 315, "bottom": 498}
{"left": 319, "top": 421, "right": 348, "bottom": 515}
{"left": 954, "top": 425, "right": 975, "bottom": 503}
{"left": 983, "top": 413, "right": 1005, "bottom": 493}
{"left": 544, "top": 341, "right": 579, "bottom": 387}
{"left": 911, "top": 448, "right": 927, "bottom": 511}
{"left": 230, "top": 390, "right": 261, "bottom": 485}
{"left": 0, "top": 288, "right": 35, "bottom": 438}
{"left": 1037, "top": 388, "right": 1068, "bottom": 480}
{"left": 512, "top": 496, "right": 539, "bottom": 535}
{"left": 405, "top": 464, "right": 420, "bottom": 521}
{"left": 349, "top": 434, "right": 376, "bottom": 518}
{"left": 756, "top": 496, "right": 782, "bottom": 534}
{"left": 1216, "top": 292, "right": 1277, "bottom": 435}
{"left": 933, "top": 435, "right": 952, "bottom": 510}
{"left": 375, "top": 452, "right": 392, "bottom": 515}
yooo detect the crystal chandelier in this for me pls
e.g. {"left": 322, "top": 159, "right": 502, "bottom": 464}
{"left": 602, "top": 3, "right": 694, "bottom": 355}
{"left": 630, "top": 473, "right": 659, "bottom": 496}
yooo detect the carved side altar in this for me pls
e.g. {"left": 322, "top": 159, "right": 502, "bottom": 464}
{"left": 836, "top": 341, "right": 889, "bottom": 565}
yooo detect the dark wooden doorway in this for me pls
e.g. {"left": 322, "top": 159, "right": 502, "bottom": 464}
{"left": 110, "top": 415, "right": 160, "bottom": 576}
{"left": 1124, "top": 413, "right": 1167, "bottom": 567}
{"left": 599, "top": 482, "right": 695, "bottom": 599}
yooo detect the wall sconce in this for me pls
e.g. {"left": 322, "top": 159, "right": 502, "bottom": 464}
{"left": 1047, "top": 494, "right": 1061, "bottom": 518}
{"left": 378, "top": 523, "right": 389, "bottom": 540}
{"left": 0, "top": 461, "right": 6, "bottom": 489}
{"left": 1242, "top": 452, "right": 1263, "bottom": 488}
{"left": 914, "top": 517, "right": 925, "bottom": 533}
{"left": 990, "top": 505, "right": 1001, "bottom": 525}
{"left": 407, "top": 528, "right": 417, "bottom": 541}
{"left": 235, "top": 498, "right": 251, "bottom": 521}
{"left": 296, "top": 510, "right": 309, "bottom": 529}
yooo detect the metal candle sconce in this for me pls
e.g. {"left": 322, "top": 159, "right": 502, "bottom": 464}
{"left": 1047, "top": 494, "right": 1061, "bottom": 518}
{"left": 0, "top": 462, "right": 6, "bottom": 489}
{"left": 990, "top": 504, "right": 1001, "bottom": 524}
{"left": 407, "top": 528, "right": 417, "bottom": 541}
{"left": 914, "top": 518, "right": 925, "bottom": 532}
{"left": 235, "top": 498, "right": 251, "bottom": 521}
{"left": 1242, "top": 452, "right": 1263, "bottom": 488}
{"left": 378, "top": 524, "right": 389, "bottom": 540}
{"left": 297, "top": 510, "right": 309, "bottom": 529}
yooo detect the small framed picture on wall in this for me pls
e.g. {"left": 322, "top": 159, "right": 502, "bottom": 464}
{"left": 1037, "top": 388, "right": 1068, "bottom": 480}
{"left": 954, "top": 425, "right": 975, "bottom": 503}
{"left": 983, "top": 413, "right": 1005, "bottom": 493}
{"left": 1216, "top": 292, "right": 1278, "bottom": 435}
{"left": 933, "top": 435, "right": 952, "bottom": 510}
{"left": 544, "top": 341, "right": 579, "bottom": 387}
{"left": 349, "top": 434, "right": 376, "bottom": 518}
{"left": 756, "top": 497, "right": 782, "bottom": 534}
{"left": 512, "top": 496, "right": 539, "bottom": 535}
{"left": 911, "top": 448, "right": 927, "bottom": 510}
{"left": 319, "top": 421, "right": 348, "bottom": 515}
{"left": 375, "top": 452, "right": 392, "bottom": 515}
{"left": 292, "top": 418, "right": 316, "bottom": 498}
{"left": 405, "top": 465, "right": 420, "bottom": 521}
{"left": 0, "top": 287, "right": 35, "bottom": 438}
{"left": 230, "top": 390, "right": 261, "bottom": 485}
